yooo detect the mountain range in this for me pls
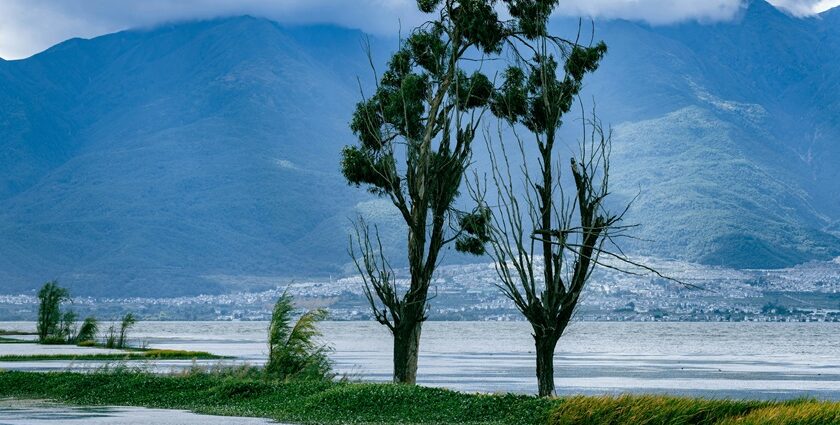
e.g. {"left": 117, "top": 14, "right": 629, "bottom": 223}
{"left": 1, "top": 1, "right": 839, "bottom": 296}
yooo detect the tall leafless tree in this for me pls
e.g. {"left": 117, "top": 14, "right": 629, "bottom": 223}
{"left": 465, "top": 26, "right": 656, "bottom": 395}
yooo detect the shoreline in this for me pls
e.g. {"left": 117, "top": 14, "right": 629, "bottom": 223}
{"left": 1, "top": 371, "right": 839, "bottom": 424}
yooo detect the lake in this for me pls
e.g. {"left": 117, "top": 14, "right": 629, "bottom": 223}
{"left": 2, "top": 321, "right": 839, "bottom": 400}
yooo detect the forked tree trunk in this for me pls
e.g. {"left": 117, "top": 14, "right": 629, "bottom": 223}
{"left": 393, "top": 321, "right": 423, "bottom": 384}
{"left": 534, "top": 329, "right": 561, "bottom": 397}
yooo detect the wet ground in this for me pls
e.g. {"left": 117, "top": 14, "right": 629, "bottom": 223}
{"left": 0, "top": 399, "right": 281, "bottom": 424}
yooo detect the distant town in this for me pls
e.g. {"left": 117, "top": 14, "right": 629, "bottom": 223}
{"left": 2, "top": 257, "right": 839, "bottom": 322}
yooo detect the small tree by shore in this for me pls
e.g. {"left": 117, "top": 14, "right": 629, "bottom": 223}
{"left": 36, "top": 281, "right": 70, "bottom": 343}
{"left": 36, "top": 281, "right": 105, "bottom": 345}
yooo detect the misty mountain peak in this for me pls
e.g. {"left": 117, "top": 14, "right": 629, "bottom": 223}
{"left": 1, "top": 15, "right": 839, "bottom": 296}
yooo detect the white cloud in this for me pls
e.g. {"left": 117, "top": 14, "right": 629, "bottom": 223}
{"left": 553, "top": 0, "right": 745, "bottom": 24}
{"left": 0, "top": 0, "right": 837, "bottom": 60}
{"left": 771, "top": 0, "right": 840, "bottom": 15}
{"left": 0, "top": 0, "right": 424, "bottom": 60}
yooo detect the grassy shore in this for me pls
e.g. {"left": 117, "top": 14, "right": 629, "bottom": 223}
{"left": 0, "top": 371, "right": 839, "bottom": 424}
{"left": 0, "top": 349, "right": 228, "bottom": 361}
{"left": 0, "top": 336, "right": 35, "bottom": 344}
{"left": 0, "top": 329, "right": 37, "bottom": 336}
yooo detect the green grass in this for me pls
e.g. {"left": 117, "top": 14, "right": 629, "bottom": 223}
{"left": 547, "top": 395, "right": 840, "bottom": 425}
{"left": 0, "top": 349, "right": 228, "bottom": 361}
{"left": 0, "top": 371, "right": 839, "bottom": 424}
{"left": 0, "top": 336, "right": 36, "bottom": 344}
{"left": 0, "top": 329, "right": 36, "bottom": 336}
{"left": 0, "top": 371, "right": 554, "bottom": 424}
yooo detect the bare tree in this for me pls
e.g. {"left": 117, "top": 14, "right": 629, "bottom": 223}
{"left": 343, "top": 0, "right": 559, "bottom": 384}
{"left": 464, "top": 26, "right": 636, "bottom": 396}
{"left": 475, "top": 113, "right": 627, "bottom": 396}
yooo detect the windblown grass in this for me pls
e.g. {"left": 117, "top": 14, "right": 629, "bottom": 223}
{"left": 717, "top": 401, "right": 840, "bottom": 425}
{"left": 546, "top": 395, "right": 840, "bottom": 425}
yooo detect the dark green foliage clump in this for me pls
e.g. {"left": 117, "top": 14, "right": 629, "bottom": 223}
{"left": 36, "top": 281, "right": 70, "bottom": 343}
{"left": 491, "top": 44, "right": 608, "bottom": 133}
{"left": 504, "top": 0, "right": 559, "bottom": 38}
{"left": 266, "top": 292, "right": 333, "bottom": 381}
{"left": 455, "top": 207, "right": 492, "bottom": 255}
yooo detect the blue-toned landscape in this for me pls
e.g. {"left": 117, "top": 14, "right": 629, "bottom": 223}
{"left": 1, "top": 0, "right": 840, "bottom": 424}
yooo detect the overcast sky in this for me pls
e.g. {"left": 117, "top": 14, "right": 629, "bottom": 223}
{"left": 0, "top": 0, "right": 838, "bottom": 59}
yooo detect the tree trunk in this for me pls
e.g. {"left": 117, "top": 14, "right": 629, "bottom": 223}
{"left": 393, "top": 320, "right": 423, "bottom": 384}
{"left": 535, "top": 332, "right": 560, "bottom": 397}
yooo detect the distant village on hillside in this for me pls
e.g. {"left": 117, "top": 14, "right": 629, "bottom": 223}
{"left": 2, "top": 258, "right": 839, "bottom": 322}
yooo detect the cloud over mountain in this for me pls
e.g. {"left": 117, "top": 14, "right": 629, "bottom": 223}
{"left": 1, "top": 1, "right": 838, "bottom": 59}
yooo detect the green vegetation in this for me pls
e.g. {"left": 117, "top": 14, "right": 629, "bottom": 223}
{"left": 266, "top": 292, "right": 332, "bottom": 381}
{"left": 36, "top": 281, "right": 71, "bottom": 342}
{"left": 75, "top": 317, "right": 98, "bottom": 345}
{"left": 0, "top": 329, "right": 37, "bottom": 336}
{"left": 0, "top": 371, "right": 838, "bottom": 424}
{"left": 0, "top": 349, "right": 227, "bottom": 362}
{"left": 0, "top": 371, "right": 553, "bottom": 424}
{"left": 35, "top": 281, "right": 112, "bottom": 346}
{"left": 0, "top": 336, "right": 34, "bottom": 344}
{"left": 547, "top": 395, "right": 840, "bottom": 425}
{"left": 103, "top": 312, "right": 136, "bottom": 349}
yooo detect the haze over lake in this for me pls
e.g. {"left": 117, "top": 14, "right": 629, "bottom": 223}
{"left": 3, "top": 321, "right": 839, "bottom": 400}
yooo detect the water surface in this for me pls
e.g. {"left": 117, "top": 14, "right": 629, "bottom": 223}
{"left": 0, "top": 399, "right": 279, "bottom": 424}
{"left": 2, "top": 321, "right": 839, "bottom": 399}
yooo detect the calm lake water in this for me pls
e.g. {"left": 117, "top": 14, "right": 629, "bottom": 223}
{"left": 2, "top": 321, "right": 840, "bottom": 400}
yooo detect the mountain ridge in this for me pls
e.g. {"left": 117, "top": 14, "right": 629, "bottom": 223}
{"left": 1, "top": 10, "right": 839, "bottom": 296}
